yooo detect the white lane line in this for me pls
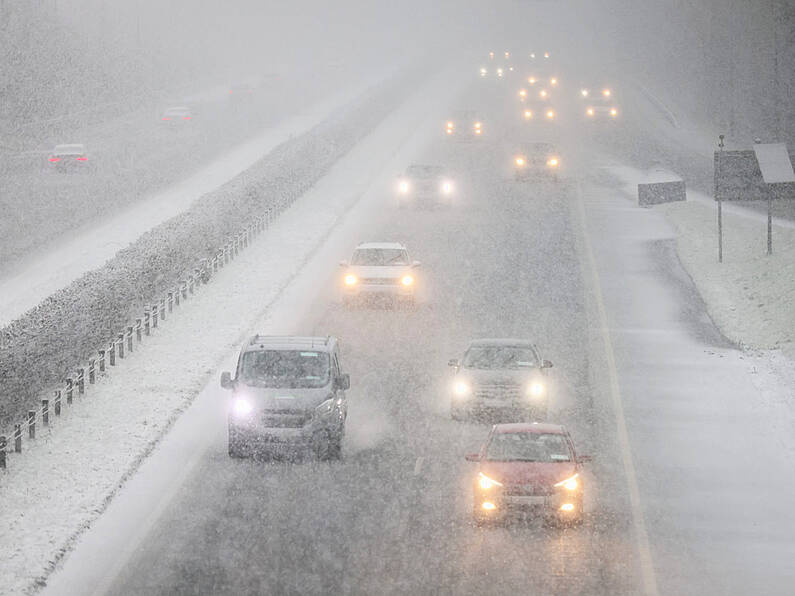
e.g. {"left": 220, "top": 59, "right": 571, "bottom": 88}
{"left": 413, "top": 456, "right": 424, "bottom": 476}
{"left": 573, "top": 179, "right": 660, "bottom": 596}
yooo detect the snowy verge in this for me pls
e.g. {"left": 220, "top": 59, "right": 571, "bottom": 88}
{"left": 0, "top": 65, "right": 422, "bottom": 431}
{"left": 0, "top": 67, "right": 465, "bottom": 596}
{"left": 658, "top": 199, "right": 795, "bottom": 358}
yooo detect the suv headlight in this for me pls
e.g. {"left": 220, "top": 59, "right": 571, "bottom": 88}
{"left": 344, "top": 274, "right": 358, "bottom": 286}
{"left": 398, "top": 180, "right": 409, "bottom": 193}
{"left": 441, "top": 181, "right": 453, "bottom": 194}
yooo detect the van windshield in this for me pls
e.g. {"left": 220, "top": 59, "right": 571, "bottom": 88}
{"left": 239, "top": 350, "right": 331, "bottom": 388}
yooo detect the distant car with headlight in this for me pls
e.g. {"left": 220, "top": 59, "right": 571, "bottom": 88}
{"left": 340, "top": 242, "right": 420, "bottom": 307}
{"left": 220, "top": 335, "right": 349, "bottom": 460}
{"left": 445, "top": 110, "right": 484, "bottom": 139}
{"left": 448, "top": 339, "right": 552, "bottom": 421}
{"left": 465, "top": 423, "right": 590, "bottom": 525}
{"left": 396, "top": 164, "right": 455, "bottom": 208}
{"left": 579, "top": 85, "right": 619, "bottom": 120}
{"left": 48, "top": 143, "right": 89, "bottom": 171}
{"left": 520, "top": 94, "right": 557, "bottom": 124}
{"left": 513, "top": 142, "right": 561, "bottom": 181}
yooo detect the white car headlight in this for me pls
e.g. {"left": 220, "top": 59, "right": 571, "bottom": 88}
{"left": 527, "top": 381, "right": 545, "bottom": 397}
{"left": 441, "top": 181, "right": 453, "bottom": 194}
{"left": 453, "top": 380, "right": 470, "bottom": 397}
{"left": 399, "top": 180, "right": 409, "bottom": 193}
{"left": 315, "top": 398, "right": 334, "bottom": 417}
{"left": 344, "top": 274, "right": 358, "bottom": 286}
{"left": 401, "top": 274, "right": 414, "bottom": 287}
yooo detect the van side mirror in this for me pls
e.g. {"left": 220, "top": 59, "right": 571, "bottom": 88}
{"left": 448, "top": 358, "right": 460, "bottom": 368}
{"left": 541, "top": 359, "right": 553, "bottom": 369}
{"left": 412, "top": 260, "right": 421, "bottom": 268}
{"left": 465, "top": 453, "right": 480, "bottom": 462}
{"left": 220, "top": 371, "right": 234, "bottom": 389}
{"left": 336, "top": 373, "right": 350, "bottom": 391}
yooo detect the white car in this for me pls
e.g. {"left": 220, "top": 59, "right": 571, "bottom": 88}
{"left": 161, "top": 106, "right": 193, "bottom": 124}
{"left": 340, "top": 242, "right": 420, "bottom": 307}
{"left": 579, "top": 85, "right": 619, "bottom": 120}
{"left": 396, "top": 165, "right": 455, "bottom": 208}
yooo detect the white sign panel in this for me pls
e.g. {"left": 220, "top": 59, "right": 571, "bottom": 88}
{"left": 753, "top": 143, "right": 795, "bottom": 184}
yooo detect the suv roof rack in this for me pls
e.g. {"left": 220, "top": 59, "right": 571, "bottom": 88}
{"left": 248, "top": 335, "right": 331, "bottom": 347}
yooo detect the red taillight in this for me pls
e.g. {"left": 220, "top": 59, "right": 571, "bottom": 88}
{"left": 162, "top": 117, "right": 171, "bottom": 121}
{"left": 76, "top": 157, "right": 87, "bottom": 161}
{"left": 182, "top": 116, "right": 191, "bottom": 120}
{"left": 49, "top": 157, "right": 60, "bottom": 162}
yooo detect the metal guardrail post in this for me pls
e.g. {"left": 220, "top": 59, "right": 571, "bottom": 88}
{"left": 14, "top": 424, "right": 22, "bottom": 453}
{"left": 42, "top": 399, "right": 49, "bottom": 427}
{"left": 152, "top": 303, "right": 158, "bottom": 328}
{"left": 89, "top": 359, "right": 96, "bottom": 384}
{"left": 54, "top": 390, "right": 61, "bottom": 416}
{"left": 108, "top": 342, "right": 116, "bottom": 366}
{"left": 0, "top": 435, "right": 6, "bottom": 469}
{"left": 66, "top": 378, "right": 74, "bottom": 404}
{"left": 117, "top": 334, "right": 125, "bottom": 358}
{"left": 99, "top": 349, "right": 106, "bottom": 372}
{"left": 28, "top": 410, "right": 35, "bottom": 439}
{"left": 77, "top": 368, "right": 85, "bottom": 394}
{"left": 168, "top": 292, "right": 174, "bottom": 313}
{"left": 144, "top": 311, "right": 150, "bottom": 336}
{"left": 160, "top": 298, "right": 166, "bottom": 321}
{"left": 127, "top": 326, "right": 133, "bottom": 351}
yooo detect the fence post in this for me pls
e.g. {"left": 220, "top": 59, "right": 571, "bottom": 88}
{"left": 212, "top": 257, "right": 218, "bottom": 273}
{"left": 0, "top": 435, "right": 5, "bottom": 469}
{"left": 188, "top": 275, "right": 195, "bottom": 295}
{"left": 54, "top": 390, "right": 62, "bottom": 416}
{"left": 159, "top": 298, "right": 166, "bottom": 321}
{"left": 168, "top": 292, "right": 174, "bottom": 313}
{"left": 136, "top": 319, "right": 142, "bottom": 341}
{"left": 42, "top": 399, "right": 49, "bottom": 427}
{"left": 28, "top": 410, "right": 35, "bottom": 439}
{"left": 99, "top": 349, "right": 106, "bottom": 372}
{"left": 144, "top": 310, "right": 150, "bottom": 336}
{"left": 89, "top": 359, "right": 96, "bottom": 384}
{"left": 181, "top": 281, "right": 188, "bottom": 300}
{"left": 117, "top": 334, "right": 125, "bottom": 358}
{"left": 66, "top": 378, "right": 74, "bottom": 404}
{"left": 223, "top": 247, "right": 229, "bottom": 265}
{"left": 127, "top": 326, "right": 134, "bottom": 352}
{"left": 109, "top": 342, "right": 116, "bottom": 366}
{"left": 14, "top": 424, "right": 22, "bottom": 452}
{"left": 77, "top": 368, "right": 85, "bottom": 394}
{"left": 152, "top": 303, "right": 159, "bottom": 328}
{"left": 174, "top": 286, "right": 181, "bottom": 306}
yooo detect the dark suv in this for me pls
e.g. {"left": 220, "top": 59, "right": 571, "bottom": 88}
{"left": 220, "top": 336, "right": 349, "bottom": 459}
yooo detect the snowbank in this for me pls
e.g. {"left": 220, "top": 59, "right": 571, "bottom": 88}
{"left": 659, "top": 199, "right": 795, "bottom": 357}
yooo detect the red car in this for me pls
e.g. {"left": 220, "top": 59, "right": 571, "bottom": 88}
{"left": 465, "top": 423, "right": 591, "bottom": 525}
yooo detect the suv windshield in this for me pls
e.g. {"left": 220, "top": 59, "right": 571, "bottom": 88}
{"left": 486, "top": 432, "right": 572, "bottom": 462}
{"left": 351, "top": 249, "right": 409, "bottom": 266}
{"left": 463, "top": 346, "right": 538, "bottom": 369}
{"left": 239, "top": 350, "right": 330, "bottom": 388}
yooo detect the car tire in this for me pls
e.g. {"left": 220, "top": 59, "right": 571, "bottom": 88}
{"left": 328, "top": 431, "right": 343, "bottom": 460}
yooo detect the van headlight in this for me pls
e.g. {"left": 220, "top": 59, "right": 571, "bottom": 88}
{"left": 398, "top": 180, "right": 409, "bottom": 193}
{"left": 315, "top": 398, "right": 334, "bottom": 418}
{"left": 401, "top": 274, "right": 414, "bottom": 287}
{"left": 232, "top": 397, "right": 253, "bottom": 417}
{"left": 441, "top": 181, "right": 453, "bottom": 194}
{"left": 478, "top": 472, "right": 503, "bottom": 490}
{"left": 344, "top": 274, "right": 358, "bottom": 286}
{"left": 554, "top": 473, "right": 579, "bottom": 491}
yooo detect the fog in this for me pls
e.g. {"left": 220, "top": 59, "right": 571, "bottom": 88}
{"left": 0, "top": 2, "right": 793, "bottom": 595}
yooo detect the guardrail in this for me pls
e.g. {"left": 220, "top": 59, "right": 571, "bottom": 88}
{"left": 0, "top": 208, "right": 274, "bottom": 470}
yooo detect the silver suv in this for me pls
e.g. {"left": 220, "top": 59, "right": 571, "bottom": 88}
{"left": 220, "top": 336, "right": 349, "bottom": 460}
{"left": 448, "top": 339, "right": 552, "bottom": 422}
{"left": 340, "top": 242, "right": 420, "bottom": 307}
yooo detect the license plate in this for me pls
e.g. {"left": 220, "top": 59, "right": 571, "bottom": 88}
{"left": 505, "top": 495, "right": 546, "bottom": 506}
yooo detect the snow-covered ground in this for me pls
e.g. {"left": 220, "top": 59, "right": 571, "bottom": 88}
{"left": 0, "top": 67, "right": 465, "bottom": 596}
{"left": 0, "top": 74, "right": 388, "bottom": 328}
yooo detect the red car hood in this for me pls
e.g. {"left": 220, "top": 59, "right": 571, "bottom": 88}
{"left": 480, "top": 461, "right": 577, "bottom": 487}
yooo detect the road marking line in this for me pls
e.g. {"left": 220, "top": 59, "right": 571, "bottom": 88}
{"left": 414, "top": 456, "right": 424, "bottom": 476}
{"left": 574, "top": 180, "right": 660, "bottom": 596}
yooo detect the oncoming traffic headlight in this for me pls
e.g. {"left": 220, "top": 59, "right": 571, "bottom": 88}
{"left": 581, "top": 89, "right": 589, "bottom": 97}
{"left": 547, "top": 157, "right": 559, "bottom": 167}
{"left": 515, "top": 156, "right": 525, "bottom": 166}
{"left": 232, "top": 397, "right": 253, "bottom": 417}
{"left": 546, "top": 110, "right": 555, "bottom": 120}
{"left": 610, "top": 108, "right": 618, "bottom": 117}
{"left": 478, "top": 472, "right": 503, "bottom": 490}
{"left": 550, "top": 77, "right": 558, "bottom": 86}
{"left": 586, "top": 107, "right": 595, "bottom": 116}
{"left": 398, "top": 180, "right": 409, "bottom": 193}
{"left": 344, "top": 274, "right": 358, "bottom": 286}
{"left": 603, "top": 88, "right": 611, "bottom": 97}
{"left": 524, "top": 110, "right": 532, "bottom": 120}
{"left": 441, "top": 181, "right": 453, "bottom": 194}
{"left": 554, "top": 473, "right": 579, "bottom": 491}
{"left": 528, "top": 77, "right": 536, "bottom": 85}
{"left": 453, "top": 380, "right": 470, "bottom": 396}
{"left": 474, "top": 121, "right": 482, "bottom": 129}
{"left": 539, "top": 89, "right": 548, "bottom": 98}
{"left": 401, "top": 274, "right": 414, "bottom": 287}
{"left": 527, "top": 381, "right": 545, "bottom": 397}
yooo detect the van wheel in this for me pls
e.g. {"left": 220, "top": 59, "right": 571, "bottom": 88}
{"left": 328, "top": 432, "right": 343, "bottom": 460}
{"left": 313, "top": 431, "right": 332, "bottom": 461}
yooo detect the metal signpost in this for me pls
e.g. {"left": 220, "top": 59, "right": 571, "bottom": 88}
{"left": 713, "top": 138, "right": 795, "bottom": 261}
